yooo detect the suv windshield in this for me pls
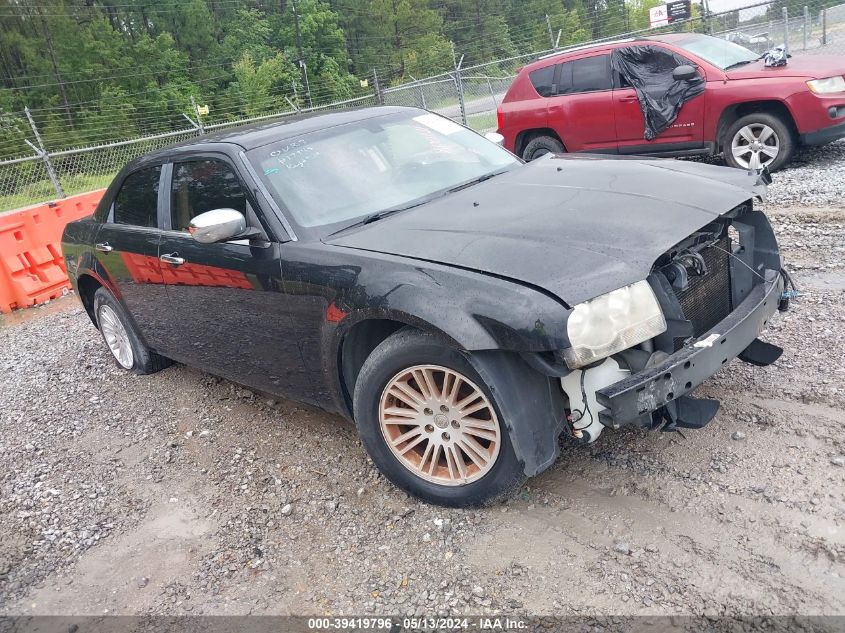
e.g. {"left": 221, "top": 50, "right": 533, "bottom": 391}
{"left": 670, "top": 33, "right": 759, "bottom": 70}
{"left": 248, "top": 111, "right": 518, "bottom": 231}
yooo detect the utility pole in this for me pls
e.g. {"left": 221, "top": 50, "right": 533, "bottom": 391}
{"left": 290, "top": 0, "right": 310, "bottom": 108}
{"left": 33, "top": 4, "right": 73, "bottom": 129}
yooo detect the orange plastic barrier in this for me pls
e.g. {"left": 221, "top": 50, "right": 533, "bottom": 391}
{"left": 0, "top": 190, "right": 105, "bottom": 313}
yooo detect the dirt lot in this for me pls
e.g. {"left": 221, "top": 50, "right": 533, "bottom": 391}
{"left": 1, "top": 196, "right": 843, "bottom": 616}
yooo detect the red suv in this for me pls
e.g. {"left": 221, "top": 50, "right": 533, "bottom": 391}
{"left": 497, "top": 33, "right": 845, "bottom": 170}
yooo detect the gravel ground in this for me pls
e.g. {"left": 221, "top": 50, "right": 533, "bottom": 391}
{"left": 1, "top": 149, "right": 844, "bottom": 618}
{"left": 692, "top": 139, "right": 845, "bottom": 209}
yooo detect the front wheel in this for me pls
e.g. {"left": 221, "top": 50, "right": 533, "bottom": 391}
{"left": 723, "top": 113, "right": 794, "bottom": 172}
{"left": 353, "top": 329, "right": 525, "bottom": 507}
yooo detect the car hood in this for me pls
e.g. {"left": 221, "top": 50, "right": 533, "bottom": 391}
{"left": 726, "top": 55, "right": 845, "bottom": 79}
{"left": 327, "top": 155, "right": 767, "bottom": 306}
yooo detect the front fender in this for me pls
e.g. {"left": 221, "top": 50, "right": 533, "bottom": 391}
{"left": 466, "top": 349, "right": 566, "bottom": 477}
{"left": 280, "top": 243, "right": 572, "bottom": 418}
{"left": 327, "top": 254, "right": 571, "bottom": 353}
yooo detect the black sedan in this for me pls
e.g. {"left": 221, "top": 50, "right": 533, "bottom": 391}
{"left": 62, "top": 106, "right": 789, "bottom": 507}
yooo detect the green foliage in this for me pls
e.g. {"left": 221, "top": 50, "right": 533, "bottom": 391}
{"left": 230, "top": 53, "right": 299, "bottom": 117}
{"left": 0, "top": 0, "right": 735, "bottom": 158}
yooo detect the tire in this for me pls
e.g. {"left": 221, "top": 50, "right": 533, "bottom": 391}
{"left": 522, "top": 135, "right": 564, "bottom": 161}
{"left": 723, "top": 112, "right": 794, "bottom": 172}
{"left": 353, "top": 328, "right": 526, "bottom": 507}
{"left": 93, "top": 287, "right": 172, "bottom": 375}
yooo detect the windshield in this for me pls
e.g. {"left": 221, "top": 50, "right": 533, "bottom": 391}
{"left": 671, "top": 33, "right": 759, "bottom": 70}
{"left": 248, "top": 111, "right": 519, "bottom": 230}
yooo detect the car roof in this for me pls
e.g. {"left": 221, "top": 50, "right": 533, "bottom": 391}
{"left": 522, "top": 33, "right": 698, "bottom": 73}
{"left": 135, "top": 105, "right": 420, "bottom": 164}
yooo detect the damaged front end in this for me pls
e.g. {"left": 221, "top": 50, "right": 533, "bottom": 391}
{"left": 560, "top": 198, "right": 789, "bottom": 442}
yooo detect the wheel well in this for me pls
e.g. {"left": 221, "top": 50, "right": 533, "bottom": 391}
{"left": 716, "top": 101, "right": 797, "bottom": 152}
{"left": 339, "top": 319, "right": 407, "bottom": 411}
{"left": 514, "top": 128, "right": 564, "bottom": 158}
{"left": 77, "top": 274, "right": 102, "bottom": 327}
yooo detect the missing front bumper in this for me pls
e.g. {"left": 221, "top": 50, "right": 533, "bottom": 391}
{"left": 595, "top": 269, "right": 784, "bottom": 428}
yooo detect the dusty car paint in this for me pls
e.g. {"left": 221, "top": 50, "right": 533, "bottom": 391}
{"left": 329, "top": 153, "right": 770, "bottom": 306}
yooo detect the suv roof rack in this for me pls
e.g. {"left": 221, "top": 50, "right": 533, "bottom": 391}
{"left": 537, "top": 37, "right": 638, "bottom": 60}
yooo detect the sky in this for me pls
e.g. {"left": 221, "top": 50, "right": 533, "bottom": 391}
{"left": 693, "top": 0, "right": 769, "bottom": 21}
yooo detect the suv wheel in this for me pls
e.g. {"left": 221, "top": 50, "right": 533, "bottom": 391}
{"left": 723, "top": 113, "right": 794, "bottom": 172}
{"left": 522, "top": 135, "right": 564, "bottom": 161}
{"left": 353, "top": 328, "right": 525, "bottom": 507}
{"left": 94, "top": 287, "right": 172, "bottom": 375}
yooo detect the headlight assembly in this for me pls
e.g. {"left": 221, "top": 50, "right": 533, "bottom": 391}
{"left": 806, "top": 76, "right": 845, "bottom": 94}
{"left": 562, "top": 280, "right": 666, "bottom": 369}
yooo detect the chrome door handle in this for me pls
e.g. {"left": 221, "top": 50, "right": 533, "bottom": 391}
{"left": 159, "top": 253, "right": 185, "bottom": 265}
{"left": 95, "top": 242, "right": 113, "bottom": 252}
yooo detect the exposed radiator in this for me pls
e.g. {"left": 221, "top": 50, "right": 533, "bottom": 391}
{"left": 674, "top": 236, "right": 733, "bottom": 340}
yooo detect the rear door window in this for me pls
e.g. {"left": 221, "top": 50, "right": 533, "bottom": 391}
{"left": 529, "top": 65, "right": 556, "bottom": 97}
{"left": 112, "top": 166, "right": 162, "bottom": 227}
{"left": 559, "top": 55, "right": 612, "bottom": 94}
{"left": 170, "top": 159, "right": 247, "bottom": 232}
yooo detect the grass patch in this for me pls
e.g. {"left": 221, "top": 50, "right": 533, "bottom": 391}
{"left": 1, "top": 173, "right": 114, "bottom": 213}
{"left": 467, "top": 112, "right": 498, "bottom": 133}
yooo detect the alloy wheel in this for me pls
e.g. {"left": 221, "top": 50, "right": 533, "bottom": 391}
{"left": 378, "top": 364, "right": 501, "bottom": 486}
{"left": 98, "top": 304, "right": 134, "bottom": 369}
{"left": 730, "top": 123, "right": 780, "bottom": 170}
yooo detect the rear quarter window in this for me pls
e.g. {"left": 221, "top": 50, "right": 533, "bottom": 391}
{"left": 529, "top": 65, "right": 556, "bottom": 97}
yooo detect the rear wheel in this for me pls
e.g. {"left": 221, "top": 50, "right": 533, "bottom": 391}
{"left": 723, "top": 113, "right": 794, "bottom": 172}
{"left": 93, "top": 287, "right": 171, "bottom": 375}
{"left": 353, "top": 328, "right": 525, "bottom": 507}
{"left": 522, "top": 135, "right": 564, "bottom": 161}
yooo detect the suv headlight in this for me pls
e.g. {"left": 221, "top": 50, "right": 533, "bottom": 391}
{"left": 807, "top": 76, "right": 845, "bottom": 94}
{"left": 562, "top": 280, "right": 666, "bottom": 369}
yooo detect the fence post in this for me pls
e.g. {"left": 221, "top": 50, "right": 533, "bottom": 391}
{"left": 545, "top": 14, "right": 556, "bottom": 49}
{"left": 782, "top": 7, "right": 789, "bottom": 54}
{"left": 821, "top": 7, "right": 827, "bottom": 46}
{"left": 803, "top": 5, "right": 809, "bottom": 50}
{"left": 418, "top": 82, "right": 427, "bottom": 109}
{"left": 24, "top": 106, "right": 64, "bottom": 199}
{"left": 451, "top": 43, "right": 467, "bottom": 126}
{"left": 372, "top": 69, "right": 383, "bottom": 106}
{"left": 702, "top": 0, "right": 712, "bottom": 35}
{"left": 191, "top": 96, "right": 205, "bottom": 134}
{"left": 487, "top": 77, "right": 498, "bottom": 109}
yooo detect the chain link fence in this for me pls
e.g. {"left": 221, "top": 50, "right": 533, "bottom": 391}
{"left": 2, "top": 0, "right": 844, "bottom": 213}
{"left": 711, "top": 1, "right": 845, "bottom": 54}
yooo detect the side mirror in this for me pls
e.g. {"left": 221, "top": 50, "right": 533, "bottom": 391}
{"left": 673, "top": 65, "right": 698, "bottom": 81}
{"left": 189, "top": 208, "right": 247, "bottom": 244}
{"left": 484, "top": 132, "right": 505, "bottom": 146}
